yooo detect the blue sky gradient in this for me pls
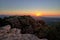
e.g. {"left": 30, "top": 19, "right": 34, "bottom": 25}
{"left": 0, "top": 0, "right": 60, "bottom": 16}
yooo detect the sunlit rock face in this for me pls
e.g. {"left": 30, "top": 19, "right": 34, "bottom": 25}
{"left": 0, "top": 25, "right": 11, "bottom": 33}
{"left": 0, "top": 25, "right": 47, "bottom": 40}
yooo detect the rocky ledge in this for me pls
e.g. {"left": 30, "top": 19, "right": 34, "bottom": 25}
{"left": 0, "top": 25, "right": 47, "bottom": 40}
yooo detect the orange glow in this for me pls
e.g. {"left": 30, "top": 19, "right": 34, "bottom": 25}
{"left": 35, "top": 11, "right": 42, "bottom": 16}
{"left": 36, "top": 13, "right": 41, "bottom": 16}
{"left": 0, "top": 10, "right": 60, "bottom": 16}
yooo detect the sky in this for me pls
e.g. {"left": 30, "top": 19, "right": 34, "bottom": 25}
{"left": 0, "top": 0, "right": 60, "bottom": 17}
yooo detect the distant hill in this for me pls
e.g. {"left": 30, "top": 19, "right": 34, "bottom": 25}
{"left": 41, "top": 17, "right": 60, "bottom": 22}
{"left": 33, "top": 16, "right": 60, "bottom": 25}
{"left": 0, "top": 15, "right": 9, "bottom": 18}
{"left": 0, "top": 15, "right": 60, "bottom": 24}
{"left": 40, "top": 17, "right": 60, "bottom": 25}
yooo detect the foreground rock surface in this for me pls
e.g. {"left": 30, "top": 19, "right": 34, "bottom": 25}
{"left": 0, "top": 25, "right": 47, "bottom": 40}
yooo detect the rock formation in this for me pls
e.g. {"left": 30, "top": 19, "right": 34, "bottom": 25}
{"left": 0, "top": 15, "right": 49, "bottom": 39}
{"left": 0, "top": 25, "right": 47, "bottom": 40}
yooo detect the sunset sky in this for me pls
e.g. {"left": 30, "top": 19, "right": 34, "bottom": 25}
{"left": 0, "top": 0, "right": 60, "bottom": 17}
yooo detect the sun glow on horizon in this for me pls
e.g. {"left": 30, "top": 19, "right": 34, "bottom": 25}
{"left": 35, "top": 11, "right": 42, "bottom": 16}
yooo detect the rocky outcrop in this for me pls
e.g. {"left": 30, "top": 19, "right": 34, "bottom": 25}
{"left": 1, "top": 16, "right": 49, "bottom": 39}
{"left": 5, "top": 16, "right": 21, "bottom": 29}
{"left": 0, "top": 25, "right": 47, "bottom": 40}
{"left": 4, "top": 16, "right": 36, "bottom": 34}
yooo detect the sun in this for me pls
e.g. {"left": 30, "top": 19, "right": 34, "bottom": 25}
{"left": 36, "top": 13, "right": 41, "bottom": 16}
{"left": 35, "top": 11, "right": 42, "bottom": 16}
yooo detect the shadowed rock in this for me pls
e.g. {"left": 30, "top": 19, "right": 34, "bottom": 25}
{"left": 0, "top": 16, "right": 48, "bottom": 39}
{"left": 0, "top": 25, "right": 48, "bottom": 40}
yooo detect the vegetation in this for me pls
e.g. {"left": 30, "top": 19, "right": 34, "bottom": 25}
{"left": 0, "top": 15, "right": 60, "bottom": 40}
{"left": 47, "top": 22, "right": 60, "bottom": 40}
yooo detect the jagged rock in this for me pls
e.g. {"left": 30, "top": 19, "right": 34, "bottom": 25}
{"left": 0, "top": 26, "right": 47, "bottom": 40}
{"left": 2, "top": 16, "right": 48, "bottom": 39}
{"left": 0, "top": 25, "right": 11, "bottom": 33}
{"left": 0, "top": 34, "right": 47, "bottom": 40}
{"left": 5, "top": 17, "right": 21, "bottom": 29}
{"left": 10, "top": 28, "right": 21, "bottom": 34}
{"left": 5, "top": 16, "right": 35, "bottom": 34}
